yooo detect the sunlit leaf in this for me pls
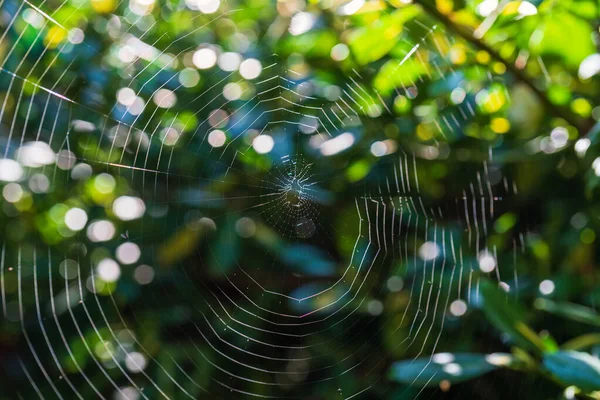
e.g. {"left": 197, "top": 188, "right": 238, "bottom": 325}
{"left": 349, "top": 6, "right": 420, "bottom": 65}
{"left": 536, "top": 12, "right": 596, "bottom": 67}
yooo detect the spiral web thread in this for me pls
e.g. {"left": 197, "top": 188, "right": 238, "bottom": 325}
{"left": 0, "top": 1, "right": 539, "bottom": 398}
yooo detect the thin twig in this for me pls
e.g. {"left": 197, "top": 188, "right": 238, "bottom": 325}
{"left": 413, "top": 0, "right": 592, "bottom": 134}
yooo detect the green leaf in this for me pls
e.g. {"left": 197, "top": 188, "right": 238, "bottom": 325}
{"left": 535, "top": 12, "right": 596, "bottom": 67}
{"left": 374, "top": 58, "right": 429, "bottom": 95}
{"left": 535, "top": 298, "right": 600, "bottom": 327}
{"left": 543, "top": 351, "right": 600, "bottom": 392}
{"left": 562, "top": 334, "right": 600, "bottom": 351}
{"left": 349, "top": 6, "right": 420, "bottom": 65}
{"left": 480, "top": 280, "right": 547, "bottom": 353}
{"left": 277, "top": 31, "right": 338, "bottom": 58}
{"left": 389, "top": 353, "right": 508, "bottom": 387}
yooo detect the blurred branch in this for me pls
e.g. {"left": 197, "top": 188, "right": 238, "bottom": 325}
{"left": 413, "top": 0, "right": 593, "bottom": 135}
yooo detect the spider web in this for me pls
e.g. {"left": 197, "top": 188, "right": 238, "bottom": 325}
{"left": 0, "top": 0, "right": 551, "bottom": 399}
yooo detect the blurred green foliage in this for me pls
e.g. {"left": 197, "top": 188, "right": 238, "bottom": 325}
{"left": 0, "top": 0, "right": 599, "bottom": 398}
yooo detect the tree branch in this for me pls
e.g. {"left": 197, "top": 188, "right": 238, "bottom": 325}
{"left": 413, "top": 0, "right": 592, "bottom": 134}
